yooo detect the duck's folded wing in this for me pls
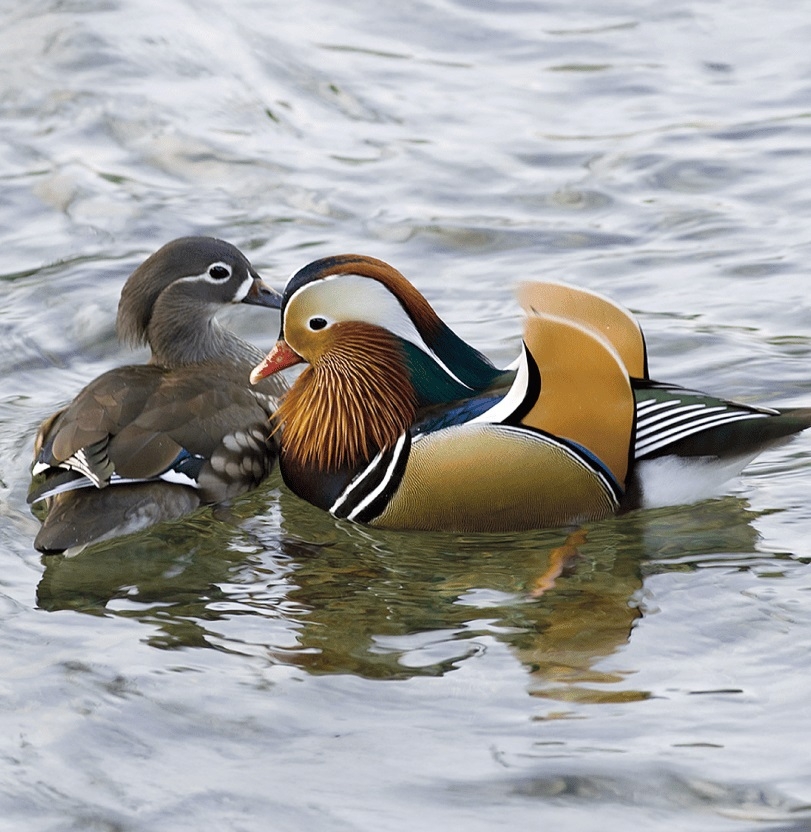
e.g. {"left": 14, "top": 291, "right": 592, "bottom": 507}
{"left": 30, "top": 364, "right": 274, "bottom": 505}
{"left": 634, "top": 381, "right": 811, "bottom": 459}
{"left": 125, "top": 367, "right": 275, "bottom": 500}
{"left": 31, "top": 365, "right": 165, "bottom": 494}
{"left": 514, "top": 310, "right": 635, "bottom": 489}
{"left": 468, "top": 307, "right": 635, "bottom": 489}
{"left": 516, "top": 281, "right": 648, "bottom": 379}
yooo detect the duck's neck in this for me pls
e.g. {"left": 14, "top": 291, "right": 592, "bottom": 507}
{"left": 147, "top": 299, "right": 261, "bottom": 368}
{"left": 428, "top": 318, "right": 504, "bottom": 390}
{"left": 276, "top": 333, "right": 417, "bottom": 474}
{"left": 402, "top": 318, "right": 505, "bottom": 407}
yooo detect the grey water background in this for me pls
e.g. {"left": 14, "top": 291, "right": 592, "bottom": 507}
{"left": 2, "top": 0, "right": 811, "bottom": 829}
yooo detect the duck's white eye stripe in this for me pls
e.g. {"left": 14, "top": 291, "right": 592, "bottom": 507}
{"left": 233, "top": 272, "right": 254, "bottom": 301}
{"left": 177, "top": 264, "right": 239, "bottom": 289}
{"left": 286, "top": 274, "right": 473, "bottom": 390}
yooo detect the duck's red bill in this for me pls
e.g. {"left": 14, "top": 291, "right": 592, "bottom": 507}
{"left": 250, "top": 340, "right": 303, "bottom": 384}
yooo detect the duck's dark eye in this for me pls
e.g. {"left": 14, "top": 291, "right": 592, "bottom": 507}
{"left": 309, "top": 317, "right": 328, "bottom": 331}
{"left": 208, "top": 264, "right": 231, "bottom": 280}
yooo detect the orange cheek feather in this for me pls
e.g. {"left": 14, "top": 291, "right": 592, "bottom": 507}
{"left": 250, "top": 340, "right": 304, "bottom": 384}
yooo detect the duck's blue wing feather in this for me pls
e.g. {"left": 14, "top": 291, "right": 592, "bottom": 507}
{"left": 412, "top": 394, "right": 506, "bottom": 437}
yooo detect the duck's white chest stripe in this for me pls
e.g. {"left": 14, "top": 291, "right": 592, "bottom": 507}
{"left": 330, "top": 431, "right": 411, "bottom": 521}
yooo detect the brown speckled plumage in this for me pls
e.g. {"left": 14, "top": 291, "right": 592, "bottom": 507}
{"left": 30, "top": 237, "right": 285, "bottom": 553}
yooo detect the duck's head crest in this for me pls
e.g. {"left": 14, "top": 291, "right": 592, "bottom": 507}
{"left": 276, "top": 254, "right": 442, "bottom": 352}
{"left": 253, "top": 254, "right": 503, "bottom": 403}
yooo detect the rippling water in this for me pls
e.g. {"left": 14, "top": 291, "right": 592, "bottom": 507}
{"left": 3, "top": 1, "right": 811, "bottom": 829}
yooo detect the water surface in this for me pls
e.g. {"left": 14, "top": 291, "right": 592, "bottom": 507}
{"left": 2, "top": 1, "right": 811, "bottom": 829}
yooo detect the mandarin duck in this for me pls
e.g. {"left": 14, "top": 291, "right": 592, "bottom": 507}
{"left": 249, "top": 254, "right": 811, "bottom": 533}
{"left": 29, "top": 237, "right": 286, "bottom": 554}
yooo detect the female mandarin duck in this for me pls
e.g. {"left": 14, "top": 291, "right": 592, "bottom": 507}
{"left": 29, "top": 237, "right": 286, "bottom": 554}
{"left": 250, "top": 255, "right": 811, "bottom": 533}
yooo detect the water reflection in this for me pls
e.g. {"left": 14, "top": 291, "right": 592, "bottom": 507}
{"left": 36, "top": 481, "right": 766, "bottom": 700}
{"left": 447, "top": 767, "right": 811, "bottom": 825}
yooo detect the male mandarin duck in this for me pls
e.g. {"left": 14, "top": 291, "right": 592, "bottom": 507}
{"left": 29, "top": 237, "right": 287, "bottom": 554}
{"left": 250, "top": 254, "right": 811, "bottom": 533}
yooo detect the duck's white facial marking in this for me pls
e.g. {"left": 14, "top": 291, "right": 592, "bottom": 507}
{"left": 231, "top": 269, "right": 255, "bottom": 302}
{"left": 285, "top": 274, "right": 417, "bottom": 338}
{"left": 284, "top": 274, "right": 470, "bottom": 387}
{"left": 175, "top": 261, "right": 254, "bottom": 302}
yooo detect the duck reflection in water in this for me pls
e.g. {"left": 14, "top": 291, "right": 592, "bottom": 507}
{"left": 35, "top": 490, "right": 763, "bottom": 702}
